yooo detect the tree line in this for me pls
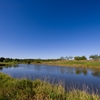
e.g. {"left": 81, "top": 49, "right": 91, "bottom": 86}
{"left": 0, "top": 57, "right": 59, "bottom": 64}
{"left": 60, "top": 54, "right": 100, "bottom": 60}
{"left": 0, "top": 54, "right": 100, "bottom": 63}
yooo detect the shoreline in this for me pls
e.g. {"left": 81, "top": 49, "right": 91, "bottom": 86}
{"left": 0, "top": 60, "right": 100, "bottom": 68}
{"left": 32, "top": 60, "right": 100, "bottom": 68}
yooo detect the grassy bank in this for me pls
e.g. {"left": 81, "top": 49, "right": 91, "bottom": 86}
{"left": 0, "top": 72, "right": 100, "bottom": 100}
{"left": 36, "top": 60, "right": 100, "bottom": 68}
{"left": 0, "top": 62, "right": 17, "bottom": 66}
{"left": 1, "top": 60, "right": 100, "bottom": 68}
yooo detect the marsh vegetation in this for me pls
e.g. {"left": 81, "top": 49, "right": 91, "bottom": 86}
{"left": 0, "top": 72, "right": 100, "bottom": 100}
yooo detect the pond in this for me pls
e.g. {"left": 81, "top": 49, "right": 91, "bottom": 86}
{"left": 0, "top": 64, "right": 100, "bottom": 93}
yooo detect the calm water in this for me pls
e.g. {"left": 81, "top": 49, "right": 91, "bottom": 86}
{"left": 0, "top": 64, "right": 100, "bottom": 93}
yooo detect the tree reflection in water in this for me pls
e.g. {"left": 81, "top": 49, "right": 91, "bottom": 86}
{"left": 75, "top": 68, "right": 88, "bottom": 75}
{"left": 0, "top": 64, "right": 18, "bottom": 70}
{"left": 75, "top": 67, "right": 100, "bottom": 77}
{"left": 91, "top": 68, "right": 100, "bottom": 77}
{"left": 0, "top": 67, "right": 3, "bottom": 70}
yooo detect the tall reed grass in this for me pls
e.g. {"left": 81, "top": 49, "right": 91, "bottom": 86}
{"left": 0, "top": 72, "right": 100, "bottom": 100}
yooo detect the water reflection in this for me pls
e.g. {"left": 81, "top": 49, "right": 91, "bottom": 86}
{"left": 0, "top": 64, "right": 18, "bottom": 70}
{"left": 0, "top": 67, "right": 3, "bottom": 70}
{"left": 75, "top": 68, "right": 88, "bottom": 75}
{"left": 75, "top": 68, "right": 100, "bottom": 77}
{"left": 0, "top": 64, "right": 100, "bottom": 78}
{"left": 91, "top": 68, "right": 100, "bottom": 77}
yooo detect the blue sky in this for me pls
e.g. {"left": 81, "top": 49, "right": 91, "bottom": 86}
{"left": 0, "top": 0, "right": 100, "bottom": 59}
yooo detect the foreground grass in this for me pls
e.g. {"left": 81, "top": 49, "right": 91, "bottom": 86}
{"left": 39, "top": 60, "right": 100, "bottom": 68}
{"left": 0, "top": 73, "right": 100, "bottom": 100}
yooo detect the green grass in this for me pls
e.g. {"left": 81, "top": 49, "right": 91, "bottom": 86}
{"left": 0, "top": 62, "right": 18, "bottom": 66}
{"left": 40, "top": 60, "right": 100, "bottom": 68}
{"left": 0, "top": 72, "right": 100, "bottom": 100}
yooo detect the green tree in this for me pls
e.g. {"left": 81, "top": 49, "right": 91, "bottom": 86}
{"left": 0, "top": 57, "right": 5, "bottom": 62}
{"left": 74, "top": 56, "right": 80, "bottom": 60}
{"left": 89, "top": 54, "right": 99, "bottom": 60}
{"left": 74, "top": 56, "right": 87, "bottom": 60}
{"left": 80, "top": 56, "right": 87, "bottom": 60}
